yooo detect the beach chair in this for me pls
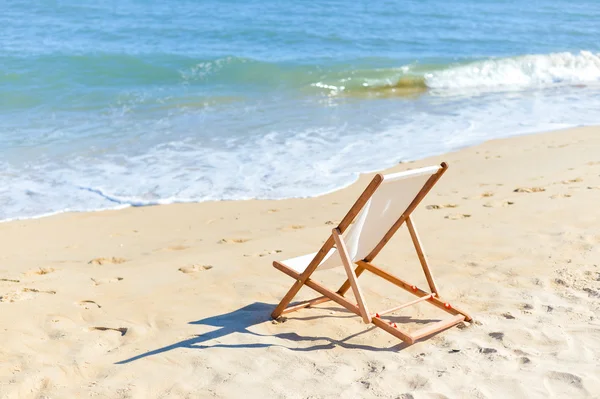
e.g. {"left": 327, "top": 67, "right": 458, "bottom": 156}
{"left": 271, "top": 162, "right": 471, "bottom": 344}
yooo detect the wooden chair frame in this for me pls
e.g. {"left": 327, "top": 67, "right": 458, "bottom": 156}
{"left": 271, "top": 162, "right": 472, "bottom": 345}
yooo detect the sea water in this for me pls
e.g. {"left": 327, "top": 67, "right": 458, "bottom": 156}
{"left": 1, "top": 0, "right": 600, "bottom": 220}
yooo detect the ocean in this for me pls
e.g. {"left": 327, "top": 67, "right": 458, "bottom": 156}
{"left": 1, "top": 0, "right": 600, "bottom": 221}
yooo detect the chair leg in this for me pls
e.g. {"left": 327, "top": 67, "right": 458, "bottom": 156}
{"left": 271, "top": 277, "right": 305, "bottom": 319}
{"left": 406, "top": 216, "right": 439, "bottom": 296}
{"left": 332, "top": 229, "right": 371, "bottom": 324}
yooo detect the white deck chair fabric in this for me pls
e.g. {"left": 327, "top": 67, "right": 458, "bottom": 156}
{"left": 282, "top": 165, "right": 441, "bottom": 273}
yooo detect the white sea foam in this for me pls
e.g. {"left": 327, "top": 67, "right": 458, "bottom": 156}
{"left": 2, "top": 53, "right": 600, "bottom": 221}
{"left": 426, "top": 51, "right": 600, "bottom": 92}
{"left": 311, "top": 52, "right": 600, "bottom": 96}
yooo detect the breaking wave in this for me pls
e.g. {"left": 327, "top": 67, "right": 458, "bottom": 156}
{"left": 310, "top": 51, "right": 600, "bottom": 97}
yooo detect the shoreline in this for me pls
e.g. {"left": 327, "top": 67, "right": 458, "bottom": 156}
{"left": 2, "top": 123, "right": 596, "bottom": 225}
{"left": 1, "top": 125, "right": 599, "bottom": 398}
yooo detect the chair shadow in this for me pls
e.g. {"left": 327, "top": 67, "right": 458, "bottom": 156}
{"left": 116, "top": 301, "right": 424, "bottom": 364}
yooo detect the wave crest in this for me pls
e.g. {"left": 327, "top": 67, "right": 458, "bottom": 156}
{"left": 310, "top": 51, "right": 600, "bottom": 98}
{"left": 425, "top": 51, "right": 600, "bottom": 91}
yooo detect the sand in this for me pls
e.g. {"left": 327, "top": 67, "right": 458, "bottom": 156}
{"left": 1, "top": 126, "right": 599, "bottom": 398}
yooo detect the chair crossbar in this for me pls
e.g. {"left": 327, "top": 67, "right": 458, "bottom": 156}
{"left": 375, "top": 293, "right": 435, "bottom": 317}
{"left": 411, "top": 314, "right": 465, "bottom": 341}
{"left": 281, "top": 295, "right": 330, "bottom": 315}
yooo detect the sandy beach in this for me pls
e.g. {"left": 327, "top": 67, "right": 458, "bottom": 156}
{"left": 1, "top": 126, "right": 599, "bottom": 398}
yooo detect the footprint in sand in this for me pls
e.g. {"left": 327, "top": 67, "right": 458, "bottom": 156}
{"left": 90, "top": 326, "right": 128, "bottom": 336}
{"left": 462, "top": 191, "right": 496, "bottom": 200}
{"left": 91, "top": 277, "right": 123, "bottom": 286}
{"left": 520, "top": 303, "right": 534, "bottom": 312}
{"left": 426, "top": 204, "right": 458, "bottom": 210}
{"left": 78, "top": 300, "right": 102, "bottom": 309}
{"left": 218, "top": 238, "right": 249, "bottom": 244}
{"left": 244, "top": 249, "right": 283, "bottom": 258}
{"left": 445, "top": 214, "right": 471, "bottom": 220}
{"left": 178, "top": 264, "right": 213, "bottom": 274}
{"left": 88, "top": 257, "right": 127, "bottom": 265}
{"left": 25, "top": 267, "right": 55, "bottom": 276}
{"left": 584, "top": 270, "right": 600, "bottom": 281}
{"left": 489, "top": 332, "right": 504, "bottom": 341}
{"left": 154, "top": 245, "right": 190, "bottom": 252}
{"left": 514, "top": 187, "right": 546, "bottom": 193}
{"left": 258, "top": 249, "right": 282, "bottom": 257}
{"left": 0, "top": 288, "right": 56, "bottom": 303}
{"left": 483, "top": 201, "right": 515, "bottom": 208}
{"left": 519, "top": 357, "right": 532, "bottom": 365}
{"left": 280, "top": 225, "right": 305, "bottom": 231}
{"left": 168, "top": 245, "right": 190, "bottom": 251}
{"left": 549, "top": 143, "right": 569, "bottom": 149}
{"left": 560, "top": 178, "right": 583, "bottom": 184}
{"left": 366, "top": 361, "right": 386, "bottom": 374}
{"left": 544, "top": 371, "right": 588, "bottom": 397}
{"left": 24, "top": 288, "right": 55, "bottom": 295}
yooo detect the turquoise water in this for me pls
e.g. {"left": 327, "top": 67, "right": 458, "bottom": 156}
{"left": 2, "top": 0, "right": 600, "bottom": 220}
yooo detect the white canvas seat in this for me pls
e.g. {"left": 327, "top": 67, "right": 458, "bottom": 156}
{"left": 281, "top": 165, "right": 442, "bottom": 274}
{"left": 271, "top": 162, "right": 472, "bottom": 345}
